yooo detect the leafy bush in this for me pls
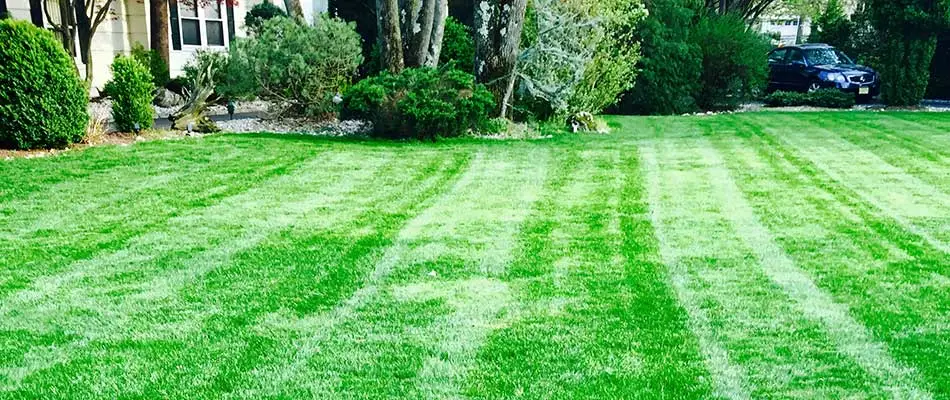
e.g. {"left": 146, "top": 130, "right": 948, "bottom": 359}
{"left": 439, "top": 17, "right": 475, "bottom": 70}
{"left": 620, "top": 0, "right": 702, "bottom": 115}
{"left": 764, "top": 89, "right": 855, "bottom": 109}
{"left": 695, "top": 13, "right": 770, "bottom": 111}
{"left": 244, "top": 1, "right": 287, "bottom": 35}
{"left": 928, "top": 30, "right": 950, "bottom": 100}
{"left": 109, "top": 55, "right": 155, "bottom": 132}
{"left": 0, "top": 19, "right": 88, "bottom": 149}
{"left": 182, "top": 50, "right": 239, "bottom": 99}
{"left": 342, "top": 67, "right": 495, "bottom": 140}
{"left": 229, "top": 15, "right": 363, "bottom": 117}
{"left": 868, "top": 0, "right": 950, "bottom": 106}
{"left": 517, "top": 0, "right": 647, "bottom": 119}
{"left": 763, "top": 91, "right": 808, "bottom": 107}
{"left": 806, "top": 88, "right": 856, "bottom": 109}
{"left": 809, "top": 0, "right": 854, "bottom": 53}
{"left": 131, "top": 42, "right": 170, "bottom": 88}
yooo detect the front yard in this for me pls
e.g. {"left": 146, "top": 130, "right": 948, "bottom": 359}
{"left": 1, "top": 112, "right": 949, "bottom": 399}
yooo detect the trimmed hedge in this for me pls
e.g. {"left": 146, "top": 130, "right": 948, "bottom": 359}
{"left": 764, "top": 89, "right": 855, "bottom": 109}
{"left": 342, "top": 67, "right": 494, "bottom": 140}
{"left": 109, "top": 55, "right": 155, "bottom": 132}
{"left": 0, "top": 19, "right": 88, "bottom": 149}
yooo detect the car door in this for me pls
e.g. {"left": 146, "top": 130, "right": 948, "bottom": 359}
{"left": 767, "top": 48, "right": 789, "bottom": 89}
{"left": 784, "top": 48, "right": 810, "bottom": 91}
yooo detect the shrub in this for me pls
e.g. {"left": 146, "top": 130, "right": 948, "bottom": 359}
{"left": 0, "top": 19, "right": 88, "bottom": 149}
{"left": 439, "top": 17, "right": 475, "bottom": 70}
{"left": 763, "top": 91, "right": 808, "bottom": 107}
{"left": 244, "top": 1, "right": 287, "bottom": 35}
{"left": 763, "top": 89, "right": 855, "bottom": 109}
{"left": 131, "top": 42, "right": 170, "bottom": 88}
{"left": 809, "top": 0, "right": 854, "bottom": 53}
{"left": 229, "top": 15, "right": 363, "bottom": 118}
{"left": 620, "top": 0, "right": 703, "bottom": 115}
{"left": 694, "top": 13, "right": 771, "bottom": 111}
{"left": 342, "top": 67, "right": 495, "bottom": 140}
{"left": 868, "top": 0, "right": 950, "bottom": 106}
{"left": 109, "top": 55, "right": 155, "bottom": 132}
{"left": 182, "top": 50, "right": 237, "bottom": 98}
{"left": 806, "top": 88, "right": 855, "bottom": 109}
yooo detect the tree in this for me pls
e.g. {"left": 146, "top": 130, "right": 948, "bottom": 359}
{"left": 867, "top": 0, "right": 950, "bottom": 106}
{"left": 376, "top": 0, "right": 450, "bottom": 73}
{"left": 149, "top": 0, "right": 170, "bottom": 67}
{"left": 474, "top": 0, "right": 529, "bottom": 116}
{"left": 283, "top": 0, "right": 304, "bottom": 21}
{"left": 809, "top": 0, "right": 853, "bottom": 50}
{"left": 44, "top": 0, "right": 116, "bottom": 88}
{"left": 704, "top": 0, "right": 780, "bottom": 22}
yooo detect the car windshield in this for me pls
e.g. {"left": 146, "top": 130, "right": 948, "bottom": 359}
{"left": 804, "top": 48, "right": 853, "bottom": 65}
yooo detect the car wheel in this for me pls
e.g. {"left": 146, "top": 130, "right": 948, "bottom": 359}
{"left": 807, "top": 82, "right": 822, "bottom": 93}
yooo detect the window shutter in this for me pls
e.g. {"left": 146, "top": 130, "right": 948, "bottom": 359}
{"left": 28, "top": 0, "right": 43, "bottom": 27}
{"left": 0, "top": 0, "right": 8, "bottom": 19}
{"left": 168, "top": 0, "right": 182, "bottom": 50}
{"left": 226, "top": 2, "right": 235, "bottom": 42}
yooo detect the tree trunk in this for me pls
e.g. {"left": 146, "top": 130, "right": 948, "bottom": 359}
{"left": 795, "top": 15, "right": 804, "bottom": 44}
{"left": 379, "top": 0, "right": 404, "bottom": 73}
{"left": 283, "top": 0, "right": 305, "bottom": 22}
{"left": 149, "top": 0, "right": 170, "bottom": 66}
{"left": 425, "top": 0, "right": 448, "bottom": 66}
{"left": 474, "top": 0, "right": 528, "bottom": 115}
{"left": 405, "top": 0, "right": 436, "bottom": 67}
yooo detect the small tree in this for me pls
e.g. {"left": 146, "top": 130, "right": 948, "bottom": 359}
{"left": 809, "top": 0, "right": 854, "bottom": 51}
{"left": 109, "top": 55, "right": 155, "bottom": 132}
{"left": 868, "top": 0, "right": 950, "bottom": 106}
{"left": 43, "top": 0, "right": 116, "bottom": 88}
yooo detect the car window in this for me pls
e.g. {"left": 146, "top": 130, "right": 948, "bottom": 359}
{"left": 768, "top": 49, "right": 788, "bottom": 64}
{"left": 804, "top": 48, "right": 852, "bottom": 65}
{"left": 786, "top": 49, "right": 805, "bottom": 64}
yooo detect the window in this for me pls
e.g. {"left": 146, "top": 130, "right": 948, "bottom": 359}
{"left": 787, "top": 49, "right": 805, "bottom": 64}
{"left": 178, "top": 0, "right": 227, "bottom": 47}
{"left": 768, "top": 49, "right": 788, "bottom": 64}
{"left": 204, "top": 1, "right": 224, "bottom": 46}
{"left": 180, "top": 0, "right": 201, "bottom": 45}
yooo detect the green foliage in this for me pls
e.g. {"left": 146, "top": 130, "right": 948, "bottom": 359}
{"left": 229, "top": 15, "right": 363, "bottom": 117}
{"left": 244, "top": 1, "right": 287, "bottom": 35}
{"left": 694, "top": 13, "right": 770, "bottom": 111}
{"left": 439, "top": 17, "right": 475, "bottom": 71}
{"left": 130, "top": 42, "right": 170, "bottom": 88}
{"left": 809, "top": 0, "right": 854, "bottom": 53}
{"left": 622, "top": 0, "right": 703, "bottom": 115}
{"left": 182, "top": 50, "right": 237, "bottom": 98}
{"left": 0, "top": 19, "right": 88, "bottom": 149}
{"left": 868, "top": 0, "right": 950, "bottom": 106}
{"left": 763, "top": 89, "right": 854, "bottom": 109}
{"left": 848, "top": 1, "right": 880, "bottom": 66}
{"left": 342, "top": 67, "right": 495, "bottom": 140}
{"left": 109, "top": 55, "right": 155, "bottom": 132}
{"left": 763, "top": 90, "right": 808, "bottom": 107}
{"left": 927, "top": 31, "right": 950, "bottom": 99}
{"left": 517, "top": 0, "right": 647, "bottom": 120}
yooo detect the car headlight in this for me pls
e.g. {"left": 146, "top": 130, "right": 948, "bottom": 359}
{"left": 824, "top": 72, "right": 847, "bottom": 83}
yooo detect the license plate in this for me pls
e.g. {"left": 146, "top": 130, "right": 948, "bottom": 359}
{"left": 859, "top": 87, "right": 870, "bottom": 95}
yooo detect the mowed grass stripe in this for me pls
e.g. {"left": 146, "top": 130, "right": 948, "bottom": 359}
{"left": 0, "top": 148, "right": 399, "bottom": 391}
{"left": 465, "top": 143, "right": 713, "bottom": 399}
{"left": 0, "top": 137, "right": 327, "bottom": 297}
{"left": 641, "top": 120, "right": 876, "bottom": 399}
{"left": 792, "top": 113, "right": 950, "bottom": 190}
{"left": 755, "top": 114, "right": 950, "bottom": 251}
{"left": 0, "top": 148, "right": 473, "bottom": 398}
{"left": 720, "top": 115, "right": 950, "bottom": 397}
{"left": 696, "top": 135, "right": 930, "bottom": 399}
{"left": 239, "top": 147, "right": 547, "bottom": 398}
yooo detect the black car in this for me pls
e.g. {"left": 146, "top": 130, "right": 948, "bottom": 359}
{"left": 767, "top": 44, "right": 880, "bottom": 99}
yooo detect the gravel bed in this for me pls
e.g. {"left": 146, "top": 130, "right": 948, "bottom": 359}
{"left": 215, "top": 118, "right": 373, "bottom": 137}
{"left": 89, "top": 99, "right": 274, "bottom": 122}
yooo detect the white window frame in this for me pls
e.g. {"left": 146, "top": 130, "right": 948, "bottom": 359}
{"left": 177, "top": 0, "right": 228, "bottom": 48}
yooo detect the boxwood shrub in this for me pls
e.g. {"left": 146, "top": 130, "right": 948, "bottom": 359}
{"left": 342, "top": 67, "right": 494, "bottom": 140}
{"left": 109, "top": 55, "right": 155, "bottom": 132}
{"left": 0, "top": 19, "right": 88, "bottom": 149}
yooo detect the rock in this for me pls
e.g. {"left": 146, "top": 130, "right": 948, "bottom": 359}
{"left": 154, "top": 88, "right": 185, "bottom": 108}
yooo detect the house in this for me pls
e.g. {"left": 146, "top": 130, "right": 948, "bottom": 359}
{"left": 0, "top": 0, "right": 328, "bottom": 91}
{"left": 760, "top": 16, "right": 812, "bottom": 46}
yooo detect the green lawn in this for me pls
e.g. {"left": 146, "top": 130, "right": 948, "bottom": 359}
{"left": 1, "top": 112, "right": 949, "bottom": 399}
